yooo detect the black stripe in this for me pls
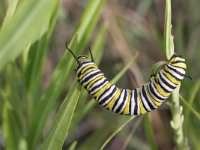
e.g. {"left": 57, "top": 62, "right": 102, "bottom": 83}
{"left": 78, "top": 66, "right": 96, "bottom": 77}
{"left": 81, "top": 70, "right": 102, "bottom": 84}
{"left": 99, "top": 86, "right": 117, "bottom": 106}
{"left": 141, "top": 86, "right": 155, "bottom": 110}
{"left": 112, "top": 90, "right": 123, "bottom": 112}
{"left": 146, "top": 84, "right": 160, "bottom": 104}
{"left": 166, "top": 65, "right": 185, "bottom": 77}
{"left": 170, "top": 60, "right": 185, "bottom": 64}
{"left": 95, "top": 84, "right": 111, "bottom": 100}
{"left": 129, "top": 90, "right": 132, "bottom": 115}
{"left": 139, "top": 91, "right": 149, "bottom": 112}
{"left": 158, "top": 72, "right": 176, "bottom": 90}
{"left": 134, "top": 89, "right": 138, "bottom": 115}
{"left": 155, "top": 76, "right": 170, "bottom": 93}
{"left": 164, "top": 67, "right": 181, "bottom": 82}
{"left": 116, "top": 90, "right": 127, "bottom": 113}
{"left": 171, "top": 65, "right": 186, "bottom": 70}
{"left": 149, "top": 80, "right": 165, "bottom": 101}
{"left": 85, "top": 76, "right": 104, "bottom": 90}
{"left": 88, "top": 78, "right": 107, "bottom": 94}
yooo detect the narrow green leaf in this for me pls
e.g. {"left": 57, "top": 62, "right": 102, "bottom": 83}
{"left": 179, "top": 95, "right": 200, "bottom": 120}
{"left": 1, "top": 0, "right": 19, "bottom": 27}
{"left": 164, "top": 0, "right": 174, "bottom": 59}
{"left": 144, "top": 115, "right": 158, "bottom": 150}
{"left": 111, "top": 53, "right": 138, "bottom": 84}
{"left": 100, "top": 116, "right": 135, "bottom": 150}
{"left": 41, "top": 82, "right": 80, "bottom": 150}
{"left": 0, "top": 0, "right": 58, "bottom": 71}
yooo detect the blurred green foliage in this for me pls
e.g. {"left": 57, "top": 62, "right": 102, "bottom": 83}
{"left": 0, "top": 0, "right": 199, "bottom": 150}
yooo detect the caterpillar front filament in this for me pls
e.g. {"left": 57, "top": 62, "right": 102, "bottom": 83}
{"left": 66, "top": 44, "right": 187, "bottom": 115}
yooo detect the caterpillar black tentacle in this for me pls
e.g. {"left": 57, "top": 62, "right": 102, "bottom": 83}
{"left": 66, "top": 45, "right": 187, "bottom": 115}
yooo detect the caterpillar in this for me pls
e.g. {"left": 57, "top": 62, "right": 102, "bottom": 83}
{"left": 66, "top": 44, "right": 187, "bottom": 115}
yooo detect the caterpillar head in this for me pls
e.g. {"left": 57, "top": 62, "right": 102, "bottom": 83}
{"left": 65, "top": 43, "right": 94, "bottom": 71}
{"left": 77, "top": 55, "right": 90, "bottom": 63}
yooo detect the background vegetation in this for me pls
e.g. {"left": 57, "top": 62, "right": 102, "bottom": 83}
{"left": 0, "top": 0, "right": 199, "bottom": 149}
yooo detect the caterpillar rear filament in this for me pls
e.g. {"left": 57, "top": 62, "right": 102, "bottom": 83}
{"left": 66, "top": 44, "right": 187, "bottom": 115}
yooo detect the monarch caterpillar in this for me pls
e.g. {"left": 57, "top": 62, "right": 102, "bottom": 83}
{"left": 66, "top": 44, "right": 188, "bottom": 115}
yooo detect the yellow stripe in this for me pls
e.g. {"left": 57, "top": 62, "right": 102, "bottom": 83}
{"left": 86, "top": 75, "right": 104, "bottom": 90}
{"left": 161, "top": 69, "right": 179, "bottom": 85}
{"left": 93, "top": 82, "right": 112, "bottom": 99}
{"left": 79, "top": 64, "right": 96, "bottom": 75}
{"left": 170, "top": 62, "right": 186, "bottom": 69}
{"left": 153, "top": 79, "right": 170, "bottom": 97}
{"left": 138, "top": 93, "right": 146, "bottom": 114}
{"left": 105, "top": 88, "right": 121, "bottom": 110}
{"left": 122, "top": 90, "right": 131, "bottom": 115}
{"left": 79, "top": 67, "right": 98, "bottom": 80}
{"left": 146, "top": 86, "right": 162, "bottom": 106}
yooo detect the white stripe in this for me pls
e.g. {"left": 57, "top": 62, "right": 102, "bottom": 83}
{"left": 99, "top": 85, "right": 115, "bottom": 102}
{"left": 157, "top": 73, "right": 173, "bottom": 92}
{"left": 81, "top": 70, "right": 100, "bottom": 81}
{"left": 77, "top": 62, "right": 95, "bottom": 74}
{"left": 88, "top": 78, "right": 106, "bottom": 91}
{"left": 82, "top": 72, "right": 103, "bottom": 87}
{"left": 113, "top": 89, "right": 125, "bottom": 112}
{"left": 118, "top": 89, "right": 129, "bottom": 114}
{"left": 159, "top": 71, "right": 176, "bottom": 88}
{"left": 90, "top": 81, "right": 109, "bottom": 95}
{"left": 147, "top": 82, "right": 164, "bottom": 102}
{"left": 151, "top": 80, "right": 168, "bottom": 99}
{"left": 166, "top": 65, "right": 184, "bottom": 80}
{"left": 101, "top": 87, "right": 118, "bottom": 106}
{"left": 140, "top": 88, "right": 152, "bottom": 111}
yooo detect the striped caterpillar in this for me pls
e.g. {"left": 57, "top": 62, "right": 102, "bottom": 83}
{"left": 66, "top": 44, "right": 187, "bottom": 115}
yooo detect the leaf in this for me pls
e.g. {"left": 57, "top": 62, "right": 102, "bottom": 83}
{"left": 0, "top": 0, "right": 58, "bottom": 71}
{"left": 41, "top": 82, "right": 80, "bottom": 150}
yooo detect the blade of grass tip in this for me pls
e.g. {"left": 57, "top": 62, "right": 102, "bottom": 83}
{"left": 179, "top": 95, "right": 200, "bottom": 120}
{"left": 100, "top": 116, "right": 135, "bottom": 150}
{"left": 111, "top": 53, "right": 138, "bottom": 84}
{"left": 41, "top": 82, "right": 80, "bottom": 150}
{"left": 68, "top": 141, "right": 77, "bottom": 150}
{"left": 164, "top": 0, "right": 174, "bottom": 59}
{"left": 1, "top": 0, "right": 19, "bottom": 27}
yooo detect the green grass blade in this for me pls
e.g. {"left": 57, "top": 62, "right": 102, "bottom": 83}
{"left": 164, "top": 0, "right": 174, "bottom": 59}
{"left": 24, "top": 2, "right": 59, "bottom": 125}
{"left": 185, "top": 79, "right": 200, "bottom": 119}
{"left": 111, "top": 53, "right": 138, "bottom": 84}
{"left": 1, "top": 0, "right": 19, "bottom": 27}
{"left": 144, "top": 115, "right": 158, "bottom": 150}
{"left": 0, "top": 0, "right": 58, "bottom": 71}
{"left": 100, "top": 116, "right": 135, "bottom": 150}
{"left": 179, "top": 95, "right": 200, "bottom": 120}
{"left": 2, "top": 65, "right": 27, "bottom": 150}
{"left": 41, "top": 82, "right": 80, "bottom": 150}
